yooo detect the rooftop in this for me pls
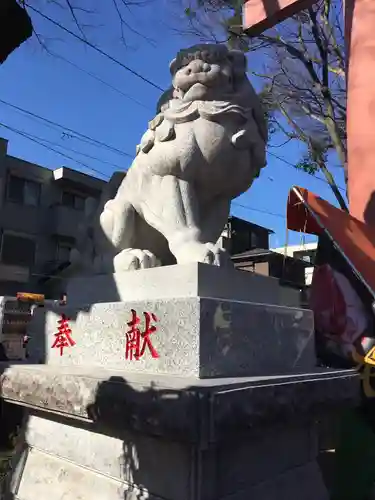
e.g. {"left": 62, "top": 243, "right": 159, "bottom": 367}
{"left": 227, "top": 215, "right": 274, "bottom": 234}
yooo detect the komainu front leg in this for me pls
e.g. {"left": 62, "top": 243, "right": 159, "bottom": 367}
{"left": 197, "top": 197, "right": 232, "bottom": 267}
{"left": 142, "top": 175, "right": 230, "bottom": 266}
{"left": 94, "top": 197, "right": 159, "bottom": 273}
{"left": 170, "top": 194, "right": 232, "bottom": 267}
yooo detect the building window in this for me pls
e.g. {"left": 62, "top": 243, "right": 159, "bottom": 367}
{"left": 294, "top": 250, "right": 316, "bottom": 265}
{"left": 7, "top": 175, "right": 41, "bottom": 206}
{"left": 56, "top": 241, "right": 72, "bottom": 263}
{"left": 250, "top": 232, "right": 259, "bottom": 249}
{"left": 1, "top": 233, "right": 36, "bottom": 267}
{"left": 61, "top": 191, "right": 85, "bottom": 211}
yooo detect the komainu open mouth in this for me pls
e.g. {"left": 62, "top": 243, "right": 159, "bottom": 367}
{"left": 182, "top": 82, "right": 210, "bottom": 101}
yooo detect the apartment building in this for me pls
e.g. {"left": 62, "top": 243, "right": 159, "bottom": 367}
{"left": 0, "top": 137, "right": 106, "bottom": 297}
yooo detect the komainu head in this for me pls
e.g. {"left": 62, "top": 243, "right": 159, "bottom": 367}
{"left": 156, "top": 44, "right": 268, "bottom": 147}
{"left": 169, "top": 44, "right": 250, "bottom": 102}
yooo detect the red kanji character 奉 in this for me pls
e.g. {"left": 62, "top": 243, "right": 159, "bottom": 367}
{"left": 125, "top": 310, "right": 159, "bottom": 360}
{"left": 51, "top": 313, "right": 75, "bottom": 356}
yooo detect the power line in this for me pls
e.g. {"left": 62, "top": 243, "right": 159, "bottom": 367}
{"left": 7, "top": 7, "right": 346, "bottom": 217}
{"left": 26, "top": 4, "right": 164, "bottom": 92}
{"left": 2, "top": 119, "right": 288, "bottom": 220}
{"left": 24, "top": 5, "right": 344, "bottom": 198}
{"left": 0, "top": 98, "right": 346, "bottom": 200}
{"left": 48, "top": 51, "right": 153, "bottom": 112}
{"left": 19, "top": 131, "right": 125, "bottom": 171}
{"left": 23, "top": 5, "right": 345, "bottom": 199}
{"left": 0, "top": 103, "right": 319, "bottom": 222}
{"left": 0, "top": 97, "right": 133, "bottom": 159}
{"left": 232, "top": 201, "right": 286, "bottom": 219}
{"left": 267, "top": 150, "right": 347, "bottom": 193}
{"left": 0, "top": 122, "right": 110, "bottom": 180}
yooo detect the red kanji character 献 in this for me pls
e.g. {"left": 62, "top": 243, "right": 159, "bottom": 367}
{"left": 125, "top": 309, "right": 159, "bottom": 360}
{"left": 126, "top": 309, "right": 141, "bottom": 361}
{"left": 51, "top": 313, "right": 75, "bottom": 356}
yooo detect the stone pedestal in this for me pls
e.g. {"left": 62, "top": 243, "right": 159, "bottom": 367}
{"left": 0, "top": 265, "right": 361, "bottom": 499}
{"left": 28, "top": 264, "right": 313, "bottom": 378}
{"left": 0, "top": 365, "right": 360, "bottom": 500}
{"left": 66, "top": 262, "right": 302, "bottom": 307}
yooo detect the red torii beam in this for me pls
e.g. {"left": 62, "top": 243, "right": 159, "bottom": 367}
{"left": 243, "top": 0, "right": 318, "bottom": 36}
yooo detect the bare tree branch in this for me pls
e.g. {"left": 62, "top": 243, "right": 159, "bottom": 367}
{"left": 64, "top": 0, "right": 88, "bottom": 40}
{"left": 26, "top": 0, "right": 157, "bottom": 48}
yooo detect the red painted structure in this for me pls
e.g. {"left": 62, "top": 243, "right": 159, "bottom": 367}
{"left": 242, "top": 0, "right": 317, "bottom": 36}
{"left": 287, "top": 186, "right": 375, "bottom": 298}
{"left": 243, "top": 0, "right": 375, "bottom": 229}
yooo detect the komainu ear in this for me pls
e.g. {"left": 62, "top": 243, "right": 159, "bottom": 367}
{"left": 169, "top": 58, "right": 178, "bottom": 76}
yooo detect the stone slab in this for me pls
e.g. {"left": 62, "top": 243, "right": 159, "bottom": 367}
{"left": 2, "top": 365, "right": 341, "bottom": 500}
{"left": 15, "top": 440, "right": 328, "bottom": 500}
{"left": 16, "top": 447, "right": 159, "bottom": 500}
{"left": 15, "top": 416, "right": 329, "bottom": 500}
{"left": 217, "top": 425, "right": 317, "bottom": 495}
{"left": 22, "top": 415, "right": 325, "bottom": 500}
{"left": 0, "top": 365, "right": 357, "bottom": 500}
{"left": 26, "top": 415, "right": 191, "bottom": 500}
{"left": 27, "top": 298, "right": 315, "bottom": 378}
{"left": 25, "top": 415, "right": 317, "bottom": 497}
{"left": 0, "top": 364, "right": 360, "bottom": 443}
{"left": 66, "top": 263, "right": 301, "bottom": 307}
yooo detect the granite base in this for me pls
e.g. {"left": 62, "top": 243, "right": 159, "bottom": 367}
{"left": 0, "top": 366, "right": 359, "bottom": 500}
{"left": 17, "top": 416, "right": 327, "bottom": 500}
{"left": 27, "top": 297, "right": 315, "bottom": 378}
{"left": 66, "top": 263, "right": 301, "bottom": 307}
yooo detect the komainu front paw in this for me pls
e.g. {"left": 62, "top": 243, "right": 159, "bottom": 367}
{"left": 113, "top": 249, "right": 161, "bottom": 272}
{"left": 175, "top": 242, "right": 233, "bottom": 267}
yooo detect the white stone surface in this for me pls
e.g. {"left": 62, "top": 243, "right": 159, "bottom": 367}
{"left": 27, "top": 297, "right": 315, "bottom": 378}
{"left": 70, "top": 44, "right": 267, "bottom": 276}
{"left": 16, "top": 448, "right": 146, "bottom": 500}
{"left": 14, "top": 410, "right": 329, "bottom": 500}
{"left": 66, "top": 263, "right": 301, "bottom": 307}
{"left": 15, "top": 416, "right": 328, "bottom": 500}
{"left": 25, "top": 415, "right": 191, "bottom": 500}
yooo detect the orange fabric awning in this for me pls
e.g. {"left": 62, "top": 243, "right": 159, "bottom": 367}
{"left": 287, "top": 186, "right": 375, "bottom": 297}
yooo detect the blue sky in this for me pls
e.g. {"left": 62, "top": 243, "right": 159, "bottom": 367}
{"left": 0, "top": 0, "right": 346, "bottom": 248}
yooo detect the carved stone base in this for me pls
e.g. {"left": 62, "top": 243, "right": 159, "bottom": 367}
{"left": 18, "top": 415, "right": 327, "bottom": 500}
{"left": 0, "top": 366, "right": 359, "bottom": 500}
{"left": 27, "top": 296, "right": 315, "bottom": 378}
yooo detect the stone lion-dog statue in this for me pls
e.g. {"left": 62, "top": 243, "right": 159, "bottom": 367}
{"left": 70, "top": 44, "right": 268, "bottom": 274}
